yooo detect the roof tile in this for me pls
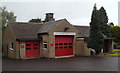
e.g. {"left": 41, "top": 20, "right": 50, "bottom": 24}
{"left": 7, "top": 20, "right": 90, "bottom": 41}
{"left": 74, "top": 25, "right": 90, "bottom": 37}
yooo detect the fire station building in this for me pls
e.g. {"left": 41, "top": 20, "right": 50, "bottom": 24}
{"left": 3, "top": 13, "right": 114, "bottom": 59}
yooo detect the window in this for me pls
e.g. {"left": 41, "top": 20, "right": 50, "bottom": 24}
{"left": 26, "top": 48, "right": 31, "bottom": 50}
{"left": 64, "top": 46, "right": 68, "bottom": 48}
{"left": 69, "top": 43, "right": 72, "bottom": 45}
{"left": 55, "top": 43, "right": 58, "bottom": 45}
{"left": 34, "top": 47, "right": 38, "bottom": 49}
{"left": 64, "top": 43, "right": 68, "bottom": 45}
{"left": 59, "top": 46, "right": 63, "bottom": 49}
{"left": 55, "top": 47, "right": 58, "bottom": 49}
{"left": 59, "top": 43, "right": 63, "bottom": 45}
{"left": 26, "top": 44, "right": 31, "bottom": 46}
{"left": 34, "top": 44, "right": 39, "bottom": 46}
{"left": 69, "top": 46, "right": 72, "bottom": 48}
{"left": 10, "top": 42, "right": 13, "bottom": 50}
{"left": 43, "top": 42, "right": 47, "bottom": 49}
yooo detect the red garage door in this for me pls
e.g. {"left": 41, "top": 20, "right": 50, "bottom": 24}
{"left": 26, "top": 41, "right": 40, "bottom": 58}
{"left": 55, "top": 36, "right": 73, "bottom": 56}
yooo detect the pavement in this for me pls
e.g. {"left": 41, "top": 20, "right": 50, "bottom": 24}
{"left": 2, "top": 56, "right": 119, "bottom": 71}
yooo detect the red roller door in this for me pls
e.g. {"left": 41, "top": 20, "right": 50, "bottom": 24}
{"left": 55, "top": 36, "right": 73, "bottom": 56}
{"left": 26, "top": 41, "right": 40, "bottom": 58}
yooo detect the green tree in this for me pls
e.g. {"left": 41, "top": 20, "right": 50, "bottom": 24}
{"left": 98, "top": 7, "right": 112, "bottom": 38}
{"left": 0, "top": 7, "right": 16, "bottom": 50}
{"left": 111, "top": 25, "right": 120, "bottom": 48}
{"left": 87, "top": 4, "right": 104, "bottom": 54}
{"left": 1, "top": 7, "right": 16, "bottom": 30}
{"left": 29, "top": 18, "right": 42, "bottom": 23}
{"left": 0, "top": 7, "right": 2, "bottom": 50}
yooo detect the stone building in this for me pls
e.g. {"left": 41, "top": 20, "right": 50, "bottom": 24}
{"left": 3, "top": 13, "right": 113, "bottom": 59}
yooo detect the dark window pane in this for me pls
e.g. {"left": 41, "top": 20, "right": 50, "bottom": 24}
{"left": 64, "top": 46, "right": 68, "bottom": 48}
{"left": 69, "top": 43, "right": 72, "bottom": 45}
{"left": 43, "top": 42, "right": 47, "bottom": 49}
{"left": 64, "top": 43, "right": 67, "bottom": 45}
{"left": 44, "top": 42, "right": 47, "bottom": 43}
{"left": 55, "top": 47, "right": 58, "bottom": 49}
{"left": 26, "top": 44, "right": 31, "bottom": 46}
{"left": 34, "top": 47, "right": 39, "bottom": 49}
{"left": 59, "top": 43, "right": 63, "bottom": 45}
{"left": 11, "top": 42, "right": 13, "bottom": 48}
{"left": 55, "top": 43, "right": 58, "bottom": 45}
{"left": 34, "top": 44, "right": 39, "bottom": 46}
{"left": 59, "top": 47, "right": 63, "bottom": 48}
{"left": 26, "top": 48, "right": 31, "bottom": 50}
{"left": 44, "top": 44, "right": 47, "bottom": 48}
{"left": 69, "top": 46, "right": 72, "bottom": 48}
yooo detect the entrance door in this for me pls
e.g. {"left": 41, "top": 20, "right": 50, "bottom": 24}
{"left": 26, "top": 41, "right": 40, "bottom": 58}
{"left": 55, "top": 36, "right": 73, "bottom": 56}
{"left": 103, "top": 40, "right": 109, "bottom": 53}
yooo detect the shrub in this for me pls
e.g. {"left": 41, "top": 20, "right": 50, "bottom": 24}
{"left": 114, "top": 42, "right": 120, "bottom": 49}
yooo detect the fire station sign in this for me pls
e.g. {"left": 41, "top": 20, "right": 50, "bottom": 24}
{"left": 54, "top": 32, "right": 76, "bottom": 35}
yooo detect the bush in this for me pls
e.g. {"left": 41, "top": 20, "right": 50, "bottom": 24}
{"left": 114, "top": 42, "right": 120, "bottom": 49}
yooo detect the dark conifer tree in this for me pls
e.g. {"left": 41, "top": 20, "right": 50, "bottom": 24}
{"left": 98, "top": 7, "right": 112, "bottom": 38}
{"left": 87, "top": 4, "right": 104, "bottom": 54}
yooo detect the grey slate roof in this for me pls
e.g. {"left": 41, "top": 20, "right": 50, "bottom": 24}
{"left": 38, "top": 19, "right": 64, "bottom": 34}
{"left": 8, "top": 22, "right": 43, "bottom": 40}
{"left": 8, "top": 19, "right": 65, "bottom": 40}
{"left": 74, "top": 25, "right": 90, "bottom": 37}
{"left": 8, "top": 19, "right": 90, "bottom": 41}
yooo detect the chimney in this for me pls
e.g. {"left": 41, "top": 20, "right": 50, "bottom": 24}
{"left": 43, "top": 13, "right": 55, "bottom": 22}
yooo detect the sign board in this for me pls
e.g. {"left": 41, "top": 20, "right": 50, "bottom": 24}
{"left": 54, "top": 32, "right": 76, "bottom": 35}
{"left": 77, "top": 38, "right": 84, "bottom": 40}
{"left": 20, "top": 45, "right": 25, "bottom": 48}
{"left": 50, "top": 43, "right": 54, "bottom": 46}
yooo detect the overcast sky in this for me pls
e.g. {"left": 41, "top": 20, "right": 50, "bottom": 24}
{"left": 1, "top": 0, "right": 119, "bottom": 26}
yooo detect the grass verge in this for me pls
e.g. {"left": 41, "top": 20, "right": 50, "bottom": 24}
{"left": 105, "top": 49, "right": 120, "bottom": 57}
{"left": 113, "top": 49, "right": 120, "bottom": 51}
{"left": 105, "top": 53, "right": 120, "bottom": 57}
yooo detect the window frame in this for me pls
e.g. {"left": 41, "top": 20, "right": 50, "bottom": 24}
{"left": 9, "top": 42, "right": 14, "bottom": 51}
{"left": 43, "top": 42, "right": 47, "bottom": 50}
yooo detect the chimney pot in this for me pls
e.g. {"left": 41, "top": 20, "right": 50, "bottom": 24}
{"left": 44, "top": 13, "right": 55, "bottom": 22}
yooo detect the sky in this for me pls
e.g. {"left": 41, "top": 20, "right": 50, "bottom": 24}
{"left": 1, "top": 0, "right": 120, "bottom": 26}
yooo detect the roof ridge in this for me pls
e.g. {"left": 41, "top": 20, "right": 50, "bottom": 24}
{"left": 44, "top": 19, "right": 65, "bottom": 24}
{"left": 74, "top": 25, "right": 90, "bottom": 27}
{"left": 38, "top": 19, "right": 66, "bottom": 34}
{"left": 8, "top": 19, "right": 65, "bottom": 25}
{"left": 8, "top": 22, "right": 44, "bottom": 25}
{"left": 47, "top": 19, "right": 67, "bottom": 32}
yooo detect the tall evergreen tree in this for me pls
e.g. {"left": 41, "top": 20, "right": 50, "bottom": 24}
{"left": 98, "top": 7, "right": 112, "bottom": 38}
{"left": 87, "top": 4, "right": 104, "bottom": 54}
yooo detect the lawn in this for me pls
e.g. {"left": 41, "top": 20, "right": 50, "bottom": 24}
{"left": 113, "top": 49, "right": 120, "bottom": 51}
{"left": 105, "top": 49, "right": 120, "bottom": 57}
{"left": 105, "top": 53, "right": 120, "bottom": 56}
